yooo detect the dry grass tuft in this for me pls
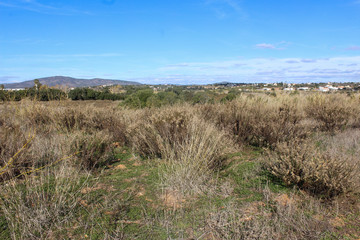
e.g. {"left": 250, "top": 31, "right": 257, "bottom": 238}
{"left": 127, "top": 105, "right": 192, "bottom": 157}
{"left": 160, "top": 116, "right": 234, "bottom": 196}
{"left": 0, "top": 164, "right": 89, "bottom": 239}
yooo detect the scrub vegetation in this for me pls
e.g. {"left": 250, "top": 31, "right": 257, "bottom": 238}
{"left": 0, "top": 92, "right": 359, "bottom": 239}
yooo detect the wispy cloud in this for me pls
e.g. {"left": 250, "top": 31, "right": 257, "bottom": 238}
{"left": 205, "top": 0, "right": 247, "bottom": 19}
{"left": 0, "top": 0, "right": 91, "bottom": 15}
{"left": 4, "top": 53, "right": 124, "bottom": 61}
{"left": 222, "top": 0, "right": 243, "bottom": 13}
{"left": 346, "top": 46, "right": 360, "bottom": 51}
{"left": 255, "top": 41, "right": 290, "bottom": 50}
{"left": 53, "top": 53, "right": 124, "bottom": 57}
{"left": 255, "top": 43, "right": 276, "bottom": 49}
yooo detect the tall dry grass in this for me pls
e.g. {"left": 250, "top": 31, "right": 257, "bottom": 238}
{"left": 160, "top": 116, "right": 233, "bottom": 196}
{"left": 0, "top": 163, "right": 88, "bottom": 239}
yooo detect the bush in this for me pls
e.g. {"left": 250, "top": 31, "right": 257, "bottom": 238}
{"left": 198, "top": 94, "right": 307, "bottom": 147}
{"left": 126, "top": 105, "right": 234, "bottom": 195}
{"left": 264, "top": 139, "right": 359, "bottom": 197}
{"left": 72, "top": 131, "right": 115, "bottom": 169}
{"left": 306, "top": 94, "right": 357, "bottom": 131}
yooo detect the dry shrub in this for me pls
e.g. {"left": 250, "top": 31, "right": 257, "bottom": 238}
{"left": 21, "top": 103, "right": 54, "bottom": 127}
{"left": 160, "top": 117, "right": 233, "bottom": 195}
{"left": 127, "top": 105, "right": 192, "bottom": 157}
{"left": 0, "top": 127, "right": 70, "bottom": 181}
{"left": 264, "top": 138, "right": 359, "bottom": 197}
{"left": 0, "top": 102, "right": 128, "bottom": 178}
{"left": 54, "top": 107, "right": 125, "bottom": 132}
{"left": 306, "top": 94, "right": 358, "bottom": 131}
{"left": 127, "top": 105, "right": 234, "bottom": 195}
{"left": 7, "top": 102, "right": 128, "bottom": 144}
{"left": 53, "top": 107, "right": 87, "bottom": 131}
{"left": 82, "top": 109, "right": 127, "bottom": 144}
{"left": 72, "top": 131, "right": 115, "bottom": 169}
{"left": 0, "top": 130, "right": 29, "bottom": 181}
{"left": 198, "top": 94, "right": 307, "bottom": 147}
{"left": 0, "top": 164, "right": 89, "bottom": 239}
{"left": 0, "top": 113, "right": 75, "bottom": 181}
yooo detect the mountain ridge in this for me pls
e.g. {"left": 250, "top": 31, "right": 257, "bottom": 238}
{"left": 2, "top": 76, "right": 142, "bottom": 88}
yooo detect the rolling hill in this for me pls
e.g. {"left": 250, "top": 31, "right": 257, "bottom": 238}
{"left": 2, "top": 76, "right": 141, "bottom": 89}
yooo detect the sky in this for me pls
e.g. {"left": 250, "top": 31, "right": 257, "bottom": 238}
{"left": 1, "top": 0, "right": 360, "bottom": 85}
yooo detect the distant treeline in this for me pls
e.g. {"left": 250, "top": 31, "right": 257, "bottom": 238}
{"left": 68, "top": 88, "right": 123, "bottom": 101}
{"left": 120, "top": 86, "right": 239, "bottom": 108}
{"left": 1, "top": 84, "right": 240, "bottom": 107}
{"left": 0, "top": 88, "right": 67, "bottom": 101}
{"left": 68, "top": 85, "right": 239, "bottom": 107}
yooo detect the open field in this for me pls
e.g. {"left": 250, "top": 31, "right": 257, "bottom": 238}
{"left": 0, "top": 93, "right": 359, "bottom": 239}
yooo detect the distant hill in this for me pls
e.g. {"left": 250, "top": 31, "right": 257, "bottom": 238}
{"left": 2, "top": 76, "right": 141, "bottom": 89}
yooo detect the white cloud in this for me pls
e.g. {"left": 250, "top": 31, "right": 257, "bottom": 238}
{"left": 255, "top": 43, "right": 276, "bottom": 49}
{"left": 151, "top": 56, "right": 360, "bottom": 84}
{"left": 255, "top": 41, "right": 290, "bottom": 50}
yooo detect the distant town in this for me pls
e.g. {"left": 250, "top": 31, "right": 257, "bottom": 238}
{"left": 3, "top": 81, "right": 360, "bottom": 93}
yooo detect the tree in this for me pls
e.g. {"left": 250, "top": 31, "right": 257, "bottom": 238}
{"left": 34, "top": 79, "right": 42, "bottom": 90}
{"left": 0, "top": 84, "right": 4, "bottom": 91}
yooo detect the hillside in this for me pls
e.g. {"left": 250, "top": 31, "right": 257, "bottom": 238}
{"left": 2, "top": 76, "right": 141, "bottom": 88}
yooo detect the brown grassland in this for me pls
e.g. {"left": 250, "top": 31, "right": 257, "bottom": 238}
{"left": 0, "top": 92, "right": 359, "bottom": 239}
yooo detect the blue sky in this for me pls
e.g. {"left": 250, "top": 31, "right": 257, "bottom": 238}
{"left": 1, "top": 0, "right": 360, "bottom": 84}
